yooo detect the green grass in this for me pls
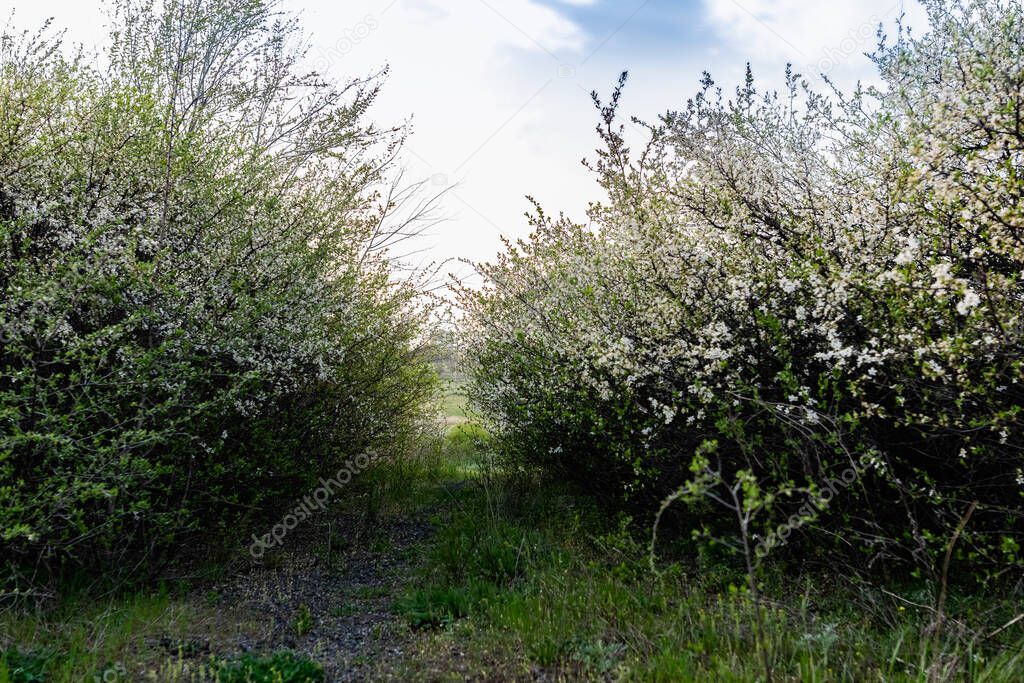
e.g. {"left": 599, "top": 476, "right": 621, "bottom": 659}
{"left": 0, "top": 649, "right": 48, "bottom": 682}
{"left": 292, "top": 604, "right": 313, "bottom": 638}
{"left": 395, "top": 582, "right": 497, "bottom": 629}
{"left": 440, "top": 391, "right": 468, "bottom": 419}
{"left": 0, "top": 583, "right": 326, "bottom": 682}
{"left": 353, "top": 422, "right": 490, "bottom": 513}
{"left": 391, "top": 458, "right": 1024, "bottom": 682}
{"left": 6, "top": 421, "right": 1023, "bottom": 682}
{"left": 0, "top": 588, "right": 200, "bottom": 681}
{"left": 439, "top": 381, "right": 470, "bottom": 419}
{"left": 214, "top": 651, "right": 323, "bottom": 682}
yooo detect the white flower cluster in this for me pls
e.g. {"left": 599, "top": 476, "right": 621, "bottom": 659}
{"left": 0, "top": 0, "right": 437, "bottom": 572}
{"left": 459, "top": 1, "right": 1024, "bottom": 565}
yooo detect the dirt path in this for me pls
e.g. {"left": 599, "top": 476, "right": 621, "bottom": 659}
{"left": 187, "top": 507, "right": 437, "bottom": 681}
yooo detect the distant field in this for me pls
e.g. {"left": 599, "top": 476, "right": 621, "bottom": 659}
{"left": 440, "top": 387, "right": 468, "bottom": 419}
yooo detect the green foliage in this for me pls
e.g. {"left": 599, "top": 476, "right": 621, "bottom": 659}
{"left": 443, "top": 422, "right": 489, "bottom": 458}
{"left": 0, "top": 0, "right": 436, "bottom": 590}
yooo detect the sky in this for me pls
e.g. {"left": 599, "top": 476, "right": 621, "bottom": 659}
{"left": 4, "top": 0, "right": 930, "bottom": 284}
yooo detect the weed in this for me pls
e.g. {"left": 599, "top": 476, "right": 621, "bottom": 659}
{"left": 0, "top": 650, "right": 49, "bottom": 683}
{"left": 214, "top": 651, "right": 324, "bottom": 683}
{"left": 394, "top": 581, "right": 498, "bottom": 629}
{"left": 292, "top": 604, "right": 313, "bottom": 638}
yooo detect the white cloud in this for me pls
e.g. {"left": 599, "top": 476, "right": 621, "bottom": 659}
{"left": 295, "top": 0, "right": 606, "bottom": 279}
{"left": 700, "top": 0, "right": 930, "bottom": 87}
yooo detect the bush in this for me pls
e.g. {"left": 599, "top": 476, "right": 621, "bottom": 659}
{"left": 0, "top": 0, "right": 436, "bottom": 590}
{"left": 442, "top": 422, "right": 490, "bottom": 461}
{"left": 459, "top": 0, "right": 1024, "bottom": 578}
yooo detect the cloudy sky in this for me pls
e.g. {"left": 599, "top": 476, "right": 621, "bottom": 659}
{"left": 6, "top": 0, "right": 929, "bottom": 282}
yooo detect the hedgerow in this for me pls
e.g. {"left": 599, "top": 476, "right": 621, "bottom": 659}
{"left": 0, "top": 0, "right": 436, "bottom": 591}
{"left": 459, "top": 0, "right": 1024, "bottom": 578}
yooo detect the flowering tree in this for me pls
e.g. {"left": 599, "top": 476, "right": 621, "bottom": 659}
{"left": 459, "top": 0, "right": 1023, "bottom": 578}
{"left": 0, "top": 0, "right": 437, "bottom": 589}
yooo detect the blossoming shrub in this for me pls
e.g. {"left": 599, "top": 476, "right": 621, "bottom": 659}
{"left": 0, "top": 0, "right": 436, "bottom": 587}
{"left": 460, "top": 0, "right": 1024, "bottom": 575}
